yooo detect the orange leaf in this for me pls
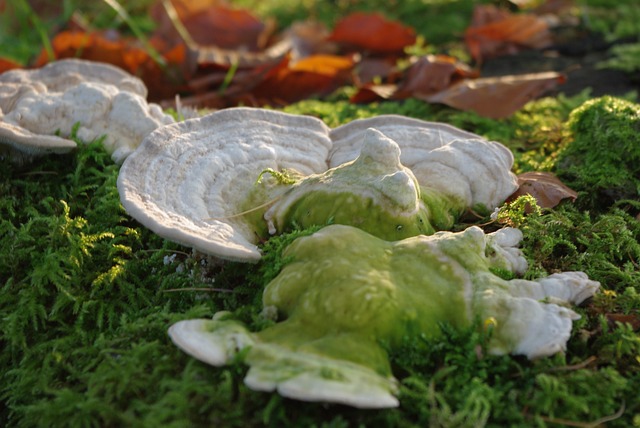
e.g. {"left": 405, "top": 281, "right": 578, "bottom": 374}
{"left": 328, "top": 12, "right": 416, "bottom": 53}
{"left": 422, "top": 71, "right": 565, "bottom": 118}
{"left": 251, "top": 54, "right": 354, "bottom": 105}
{"left": 507, "top": 171, "right": 578, "bottom": 208}
{"left": 35, "top": 30, "right": 189, "bottom": 101}
{"left": 0, "top": 58, "right": 22, "bottom": 73}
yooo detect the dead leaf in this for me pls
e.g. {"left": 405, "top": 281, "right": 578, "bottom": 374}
{"left": 0, "top": 58, "right": 22, "bottom": 73}
{"left": 421, "top": 71, "right": 565, "bottom": 118}
{"left": 395, "top": 55, "right": 479, "bottom": 98}
{"left": 465, "top": 5, "right": 552, "bottom": 63}
{"left": 328, "top": 12, "right": 416, "bottom": 54}
{"left": 350, "top": 55, "right": 477, "bottom": 103}
{"left": 151, "top": 0, "right": 268, "bottom": 50}
{"left": 283, "top": 20, "right": 337, "bottom": 61}
{"left": 353, "top": 57, "right": 398, "bottom": 86}
{"left": 34, "top": 30, "right": 189, "bottom": 100}
{"left": 250, "top": 54, "right": 354, "bottom": 105}
{"left": 606, "top": 313, "right": 640, "bottom": 330}
{"left": 507, "top": 171, "right": 578, "bottom": 208}
{"left": 349, "top": 83, "right": 397, "bottom": 104}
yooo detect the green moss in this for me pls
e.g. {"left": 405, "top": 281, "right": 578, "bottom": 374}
{"left": 554, "top": 96, "right": 640, "bottom": 210}
{"left": 4, "top": 43, "right": 640, "bottom": 428}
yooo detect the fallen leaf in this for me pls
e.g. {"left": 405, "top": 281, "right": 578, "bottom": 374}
{"left": 507, "top": 171, "right": 578, "bottom": 208}
{"left": 421, "top": 71, "right": 565, "bottom": 118}
{"left": 606, "top": 313, "right": 640, "bottom": 330}
{"left": 394, "top": 55, "right": 479, "bottom": 98}
{"left": 328, "top": 12, "right": 416, "bottom": 54}
{"left": 353, "top": 57, "right": 398, "bottom": 86}
{"left": 0, "top": 58, "right": 22, "bottom": 73}
{"left": 151, "top": 0, "right": 285, "bottom": 69}
{"left": 349, "top": 83, "right": 398, "bottom": 104}
{"left": 34, "top": 30, "right": 189, "bottom": 100}
{"left": 283, "top": 20, "right": 337, "bottom": 61}
{"left": 464, "top": 5, "right": 552, "bottom": 63}
{"left": 250, "top": 54, "right": 354, "bottom": 105}
{"left": 350, "top": 55, "right": 477, "bottom": 103}
{"left": 151, "top": 0, "right": 268, "bottom": 50}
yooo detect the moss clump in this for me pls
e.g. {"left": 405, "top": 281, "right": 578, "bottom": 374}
{"left": 554, "top": 96, "right": 640, "bottom": 210}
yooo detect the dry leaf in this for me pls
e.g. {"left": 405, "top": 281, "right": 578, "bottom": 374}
{"left": 465, "top": 5, "right": 552, "bottom": 63}
{"left": 283, "top": 20, "right": 337, "bottom": 61}
{"left": 395, "top": 55, "right": 479, "bottom": 98}
{"left": 421, "top": 71, "right": 565, "bottom": 118}
{"left": 150, "top": 0, "right": 267, "bottom": 50}
{"left": 507, "top": 171, "right": 578, "bottom": 208}
{"left": 350, "top": 55, "right": 477, "bottom": 104}
{"left": 328, "top": 12, "right": 416, "bottom": 53}
{"left": 34, "top": 30, "right": 189, "bottom": 101}
{"left": 250, "top": 54, "right": 354, "bottom": 105}
{"left": 606, "top": 313, "right": 640, "bottom": 330}
{"left": 0, "top": 58, "right": 21, "bottom": 73}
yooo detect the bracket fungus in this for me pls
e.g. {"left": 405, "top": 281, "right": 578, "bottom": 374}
{"left": 169, "top": 224, "right": 600, "bottom": 408}
{"left": 118, "top": 107, "right": 518, "bottom": 261}
{"left": 0, "top": 59, "right": 174, "bottom": 164}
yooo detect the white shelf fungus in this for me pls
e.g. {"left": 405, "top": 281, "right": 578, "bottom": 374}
{"left": 169, "top": 224, "right": 599, "bottom": 408}
{"left": 118, "top": 107, "right": 519, "bottom": 261}
{"left": 0, "top": 59, "right": 174, "bottom": 164}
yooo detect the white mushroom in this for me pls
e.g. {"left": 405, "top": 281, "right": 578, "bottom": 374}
{"left": 117, "top": 108, "right": 333, "bottom": 262}
{"left": 329, "top": 115, "right": 517, "bottom": 210}
{"left": 118, "top": 108, "right": 518, "bottom": 261}
{"left": 0, "top": 59, "right": 174, "bottom": 164}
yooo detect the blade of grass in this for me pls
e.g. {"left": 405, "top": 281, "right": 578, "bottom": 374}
{"left": 15, "top": 0, "right": 55, "bottom": 62}
{"left": 101, "top": 0, "right": 167, "bottom": 68}
{"left": 160, "top": 0, "right": 197, "bottom": 50}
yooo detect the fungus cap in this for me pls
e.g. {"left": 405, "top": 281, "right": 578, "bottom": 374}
{"left": 0, "top": 59, "right": 174, "bottom": 163}
{"left": 118, "top": 108, "right": 518, "bottom": 261}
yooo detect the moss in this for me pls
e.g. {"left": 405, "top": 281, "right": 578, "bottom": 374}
{"left": 554, "top": 96, "right": 640, "bottom": 210}
{"left": 3, "top": 77, "right": 640, "bottom": 428}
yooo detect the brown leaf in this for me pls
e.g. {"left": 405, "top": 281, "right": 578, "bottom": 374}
{"left": 350, "top": 55, "right": 477, "bottom": 104}
{"left": 606, "top": 313, "right": 640, "bottom": 331}
{"left": 421, "top": 71, "right": 565, "bottom": 118}
{"left": 508, "top": 171, "right": 578, "bottom": 208}
{"left": 353, "top": 57, "right": 398, "bottom": 86}
{"left": 395, "top": 55, "right": 479, "bottom": 98}
{"left": 283, "top": 20, "right": 337, "bottom": 61}
{"left": 151, "top": 0, "right": 266, "bottom": 49}
{"left": 464, "top": 5, "right": 552, "bottom": 63}
{"left": 179, "top": 5, "right": 266, "bottom": 49}
{"left": 328, "top": 12, "right": 416, "bottom": 54}
{"left": 250, "top": 54, "right": 354, "bottom": 105}
{"left": 350, "top": 83, "right": 398, "bottom": 104}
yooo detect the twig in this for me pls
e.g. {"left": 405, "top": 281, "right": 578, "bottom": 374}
{"left": 162, "top": 287, "right": 235, "bottom": 293}
{"left": 545, "top": 356, "right": 598, "bottom": 373}
{"left": 538, "top": 402, "right": 625, "bottom": 428}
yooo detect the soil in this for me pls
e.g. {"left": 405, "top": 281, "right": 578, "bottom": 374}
{"left": 481, "top": 32, "right": 640, "bottom": 98}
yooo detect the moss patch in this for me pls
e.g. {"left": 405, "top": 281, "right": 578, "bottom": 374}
{"left": 2, "top": 95, "right": 640, "bottom": 426}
